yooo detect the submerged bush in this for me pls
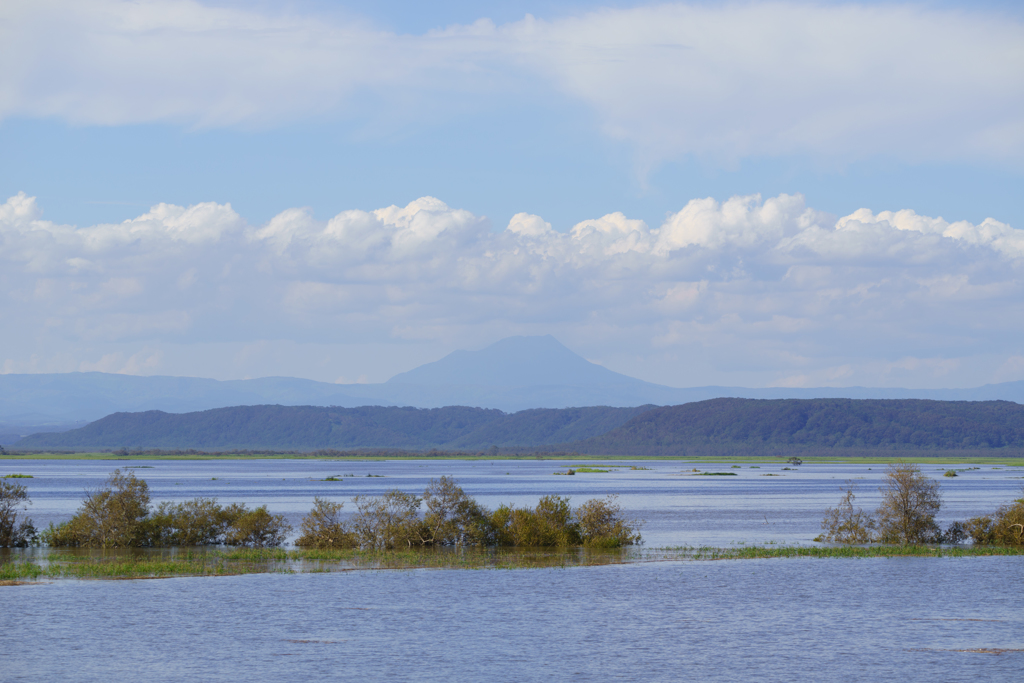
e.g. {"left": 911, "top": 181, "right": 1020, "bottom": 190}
{"left": 491, "top": 495, "right": 581, "bottom": 547}
{"left": 574, "top": 495, "right": 642, "bottom": 548}
{"left": 295, "top": 498, "right": 357, "bottom": 549}
{"left": 42, "top": 470, "right": 291, "bottom": 548}
{"left": 963, "top": 492, "right": 1024, "bottom": 547}
{"left": 420, "top": 476, "right": 492, "bottom": 547}
{"left": 350, "top": 490, "right": 423, "bottom": 550}
{"left": 0, "top": 480, "right": 37, "bottom": 547}
{"left": 43, "top": 470, "right": 151, "bottom": 548}
{"left": 147, "top": 498, "right": 241, "bottom": 546}
{"left": 222, "top": 506, "right": 291, "bottom": 547}
{"left": 299, "top": 477, "right": 643, "bottom": 551}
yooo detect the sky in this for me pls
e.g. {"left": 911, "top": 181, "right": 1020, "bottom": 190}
{"left": 1, "top": 0, "right": 1023, "bottom": 389}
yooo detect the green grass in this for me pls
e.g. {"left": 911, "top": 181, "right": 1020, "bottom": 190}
{"left": 4, "top": 543, "right": 1022, "bottom": 582}
{"left": 573, "top": 467, "right": 610, "bottom": 473}
{"left": 2, "top": 473, "right": 33, "bottom": 478}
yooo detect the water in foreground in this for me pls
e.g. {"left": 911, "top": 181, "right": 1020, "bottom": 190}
{"left": 2, "top": 556, "right": 1022, "bottom": 682}
{"left": 3, "top": 457, "right": 1023, "bottom": 681}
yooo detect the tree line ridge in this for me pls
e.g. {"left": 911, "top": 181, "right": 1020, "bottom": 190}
{"left": 11, "top": 398, "right": 1024, "bottom": 455}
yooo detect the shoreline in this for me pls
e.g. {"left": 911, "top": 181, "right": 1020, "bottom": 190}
{"left": 4, "top": 544, "right": 1023, "bottom": 583}
{"left": 4, "top": 453, "right": 1024, "bottom": 465}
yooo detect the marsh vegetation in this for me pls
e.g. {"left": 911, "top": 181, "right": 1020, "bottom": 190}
{"left": 41, "top": 470, "right": 292, "bottom": 548}
{"left": 17, "top": 470, "right": 642, "bottom": 552}
{"left": 296, "top": 476, "right": 642, "bottom": 550}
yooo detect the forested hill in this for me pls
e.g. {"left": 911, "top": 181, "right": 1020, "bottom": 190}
{"left": 16, "top": 398, "right": 1024, "bottom": 453}
{"left": 14, "top": 404, "right": 655, "bottom": 451}
{"left": 566, "top": 398, "right": 1024, "bottom": 455}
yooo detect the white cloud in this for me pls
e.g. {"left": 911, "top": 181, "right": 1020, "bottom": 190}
{"left": 1, "top": 190, "right": 1023, "bottom": 386}
{"left": 2, "top": 1, "right": 1021, "bottom": 165}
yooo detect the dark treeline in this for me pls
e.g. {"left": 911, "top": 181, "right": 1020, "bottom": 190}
{"left": 15, "top": 404, "right": 653, "bottom": 451}
{"left": 2, "top": 470, "right": 641, "bottom": 550}
{"left": 569, "top": 398, "right": 1024, "bottom": 456}
{"left": 14, "top": 398, "right": 1024, "bottom": 456}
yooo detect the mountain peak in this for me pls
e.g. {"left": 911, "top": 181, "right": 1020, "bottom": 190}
{"left": 385, "top": 335, "right": 647, "bottom": 387}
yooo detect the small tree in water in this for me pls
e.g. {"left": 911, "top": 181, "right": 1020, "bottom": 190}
{"left": 875, "top": 463, "right": 942, "bottom": 544}
{"left": 815, "top": 484, "right": 875, "bottom": 544}
{"left": 420, "top": 476, "right": 491, "bottom": 546}
{"left": 295, "top": 498, "right": 357, "bottom": 549}
{"left": 818, "top": 464, "right": 947, "bottom": 545}
{"left": 350, "top": 490, "right": 422, "bottom": 550}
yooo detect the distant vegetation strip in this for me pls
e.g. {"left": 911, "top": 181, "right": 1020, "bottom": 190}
{"left": 564, "top": 398, "right": 1024, "bottom": 456}
{"left": 13, "top": 404, "right": 654, "bottom": 451}
{"left": 11, "top": 398, "right": 1024, "bottom": 456}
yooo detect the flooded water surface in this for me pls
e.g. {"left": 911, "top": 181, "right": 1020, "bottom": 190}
{"left": 3, "top": 457, "right": 1023, "bottom": 681}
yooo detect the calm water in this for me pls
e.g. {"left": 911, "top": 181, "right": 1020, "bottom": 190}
{"left": 3, "top": 458, "right": 1024, "bottom": 681}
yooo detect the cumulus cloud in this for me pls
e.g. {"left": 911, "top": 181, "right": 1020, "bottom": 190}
{"left": 1, "top": 1, "right": 1021, "bottom": 165}
{"left": 1, "top": 190, "right": 1023, "bottom": 387}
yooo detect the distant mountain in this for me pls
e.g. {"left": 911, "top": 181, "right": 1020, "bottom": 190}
{"left": 2, "top": 335, "right": 1024, "bottom": 437}
{"left": 15, "top": 404, "right": 654, "bottom": 451}
{"left": 566, "top": 398, "right": 1024, "bottom": 456}
{"left": 387, "top": 335, "right": 644, "bottom": 387}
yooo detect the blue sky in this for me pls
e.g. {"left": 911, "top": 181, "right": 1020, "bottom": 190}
{"left": 1, "top": 0, "right": 1023, "bottom": 389}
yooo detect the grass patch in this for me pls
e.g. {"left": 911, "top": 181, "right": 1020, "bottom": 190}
{"left": 2, "top": 474, "right": 33, "bottom": 478}
{"left": 4, "top": 543, "right": 1024, "bottom": 581}
{"left": 697, "top": 472, "right": 738, "bottom": 476}
{"left": 0, "top": 562, "right": 45, "bottom": 580}
{"left": 574, "top": 467, "right": 610, "bottom": 473}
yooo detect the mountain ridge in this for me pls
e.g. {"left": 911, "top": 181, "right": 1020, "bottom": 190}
{"left": 2, "top": 335, "right": 1023, "bottom": 435}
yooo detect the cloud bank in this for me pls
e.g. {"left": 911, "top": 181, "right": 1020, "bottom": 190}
{"left": 2, "top": 191, "right": 1022, "bottom": 388}
{"left": 2, "top": 0, "right": 1022, "bottom": 165}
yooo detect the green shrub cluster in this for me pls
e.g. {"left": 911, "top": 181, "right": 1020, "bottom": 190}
{"left": 41, "top": 470, "right": 291, "bottom": 548}
{"left": 295, "top": 476, "right": 642, "bottom": 550}
{"left": 960, "top": 496, "right": 1024, "bottom": 547}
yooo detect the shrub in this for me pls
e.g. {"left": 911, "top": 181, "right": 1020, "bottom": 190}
{"left": 44, "top": 470, "right": 151, "bottom": 548}
{"left": 147, "top": 498, "right": 237, "bottom": 546}
{"left": 962, "top": 515, "right": 995, "bottom": 545}
{"left": 874, "top": 463, "right": 942, "bottom": 544}
{"left": 0, "top": 480, "right": 37, "bottom": 547}
{"left": 991, "top": 495, "right": 1024, "bottom": 546}
{"left": 574, "top": 495, "right": 642, "bottom": 548}
{"left": 939, "top": 520, "right": 967, "bottom": 545}
{"left": 421, "top": 476, "right": 492, "bottom": 546}
{"left": 490, "top": 496, "right": 582, "bottom": 547}
{"left": 815, "top": 485, "right": 876, "bottom": 544}
{"left": 223, "top": 505, "right": 291, "bottom": 547}
{"left": 350, "top": 490, "right": 423, "bottom": 550}
{"left": 295, "top": 498, "right": 357, "bottom": 549}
